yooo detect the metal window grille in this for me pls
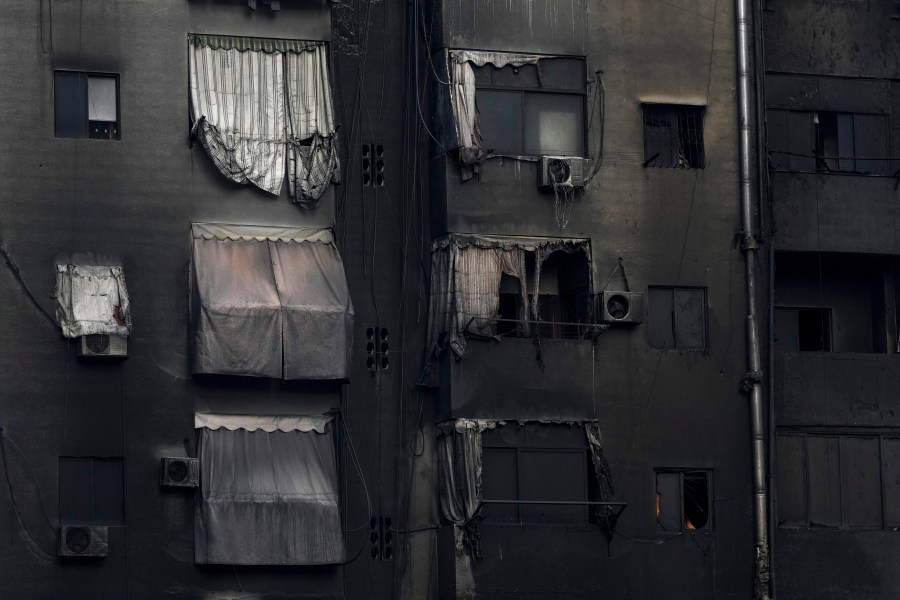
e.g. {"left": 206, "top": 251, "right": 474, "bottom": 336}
{"left": 643, "top": 104, "right": 705, "bottom": 169}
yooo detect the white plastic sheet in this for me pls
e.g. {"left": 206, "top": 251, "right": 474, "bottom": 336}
{"left": 55, "top": 265, "right": 131, "bottom": 338}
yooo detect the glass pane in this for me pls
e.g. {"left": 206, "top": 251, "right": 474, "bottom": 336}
{"left": 787, "top": 111, "right": 815, "bottom": 171}
{"left": 59, "top": 458, "right": 93, "bottom": 524}
{"left": 842, "top": 436, "right": 882, "bottom": 528}
{"left": 477, "top": 90, "right": 522, "bottom": 155}
{"left": 481, "top": 448, "right": 519, "bottom": 523}
{"left": 539, "top": 58, "right": 585, "bottom": 91}
{"left": 524, "top": 93, "right": 583, "bottom": 156}
{"left": 836, "top": 113, "right": 855, "bottom": 172}
{"left": 854, "top": 114, "right": 888, "bottom": 175}
{"left": 649, "top": 287, "right": 675, "bottom": 350}
{"left": 776, "top": 435, "right": 807, "bottom": 525}
{"left": 655, "top": 472, "right": 681, "bottom": 531}
{"left": 519, "top": 450, "right": 586, "bottom": 524}
{"left": 55, "top": 72, "right": 87, "bottom": 138}
{"left": 93, "top": 459, "right": 125, "bottom": 525}
{"left": 767, "top": 110, "right": 790, "bottom": 170}
{"left": 807, "top": 436, "right": 841, "bottom": 527}
{"left": 673, "top": 288, "right": 706, "bottom": 350}
{"left": 643, "top": 106, "right": 676, "bottom": 167}
{"left": 88, "top": 76, "right": 117, "bottom": 121}
{"left": 774, "top": 308, "right": 800, "bottom": 351}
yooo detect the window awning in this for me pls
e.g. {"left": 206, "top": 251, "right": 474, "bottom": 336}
{"left": 55, "top": 265, "right": 131, "bottom": 338}
{"left": 190, "top": 223, "right": 353, "bottom": 380}
{"left": 194, "top": 412, "right": 344, "bottom": 565}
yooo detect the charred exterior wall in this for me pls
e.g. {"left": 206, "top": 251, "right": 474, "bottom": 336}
{"left": 764, "top": 1, "right": 900, "bottom": 598}
{"left": 424, "top": 0, "right": 756, "bottom": 598}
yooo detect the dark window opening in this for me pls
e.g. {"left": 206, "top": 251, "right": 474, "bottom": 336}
{"left": 656, "top": 470, "right": 711, "bottom": 533}
{"left": 59, "top": 457, "right": 125, "bottom": 525}
{"left": 482, "top": 424, "right": 592, "bottom": 525}
{"left": 55, "top": 72, "right": 120, "bottom": 140}
{"left": 643, "top": 104, "right": 705, "bottom": 169}
{"left": 648, "top": 286, "right": 708, "bottom": 350}
{"left": 775, "top": 307, "right": 832, "bottom": 352}
{"left": 497, "top": 274, "right": 522, "bottom": 337}
{"left": 474, "top": 58, "right": 586, "bottom": 157}
{"left": 812, "top": 111, "right": 888, "bottom": 175}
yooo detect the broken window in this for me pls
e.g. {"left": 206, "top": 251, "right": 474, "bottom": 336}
{"left": 55, "top": 72, "right": 119, "bottom": 140}
{"left": 194, "top": 413, "right": 344, "bottom": 564}
{"left": 426, "top": 234, "right": 592, "bottom": 358}
{"left": 768, "top": 109, "right": 889, "bottom": 175}
{"left": 59, "top": 457, "right": 125, "bottom": 526}
{"left": 776, "top": 432, "right": 898, "bottom": 529}
{"left": 648, "top": 286, "right": 707, "bottom": 351}
{"left": 655, "top": 470, "right": 711, "bottom": 532}
{"left": 642, "top": 104, "right": 705, "bottom": 169}
{"left": 774, "top": 307, "right": 832, "bottom": 352}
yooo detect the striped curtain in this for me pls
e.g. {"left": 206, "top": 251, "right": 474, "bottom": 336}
{"left": 285, "top": 47, "right": 340, "bottom": 206}
{"left": 189, "top": 45, "right": 287, "bottom": 195}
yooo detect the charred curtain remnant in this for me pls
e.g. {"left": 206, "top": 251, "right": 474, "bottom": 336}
{"left": 188, "top": 35, "right": 339, "bottom": 204}
{"left": 55, "top": 265, "right": 131, "bottom": 338}
{"left": 448, "top": 50, "right": 543, "bottom": 180}
{"left": 193, "top": 413, "right": 344, "bottom": 565}
{"left": 426, "top": 234, "right": 591, "bottom": 359}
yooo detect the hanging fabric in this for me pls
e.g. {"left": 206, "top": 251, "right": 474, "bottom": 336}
{"left": 55, "top": 265, "right": 131, "bottom": 338}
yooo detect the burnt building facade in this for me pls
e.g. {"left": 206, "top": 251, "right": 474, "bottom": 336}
{"left": 763, "top": 2, "right": 900, "bottom": 599}
{"left": 0, "top": 0, "right": 772, "bottom": 599}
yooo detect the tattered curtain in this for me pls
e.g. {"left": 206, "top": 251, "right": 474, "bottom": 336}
{"left": 194, "top": 413, "right": 344, "bottom": 565}
{"left": 426, "top": 234, "right": 590, "bottom": 358}
{"left": 189, "top": 35, "right": 339, "bottom": 203}
{"left": 55, "top": 265, "right": 132, "bottom": 338}
{"left": 448, "top": 50, "right": 543, "bottom": 180}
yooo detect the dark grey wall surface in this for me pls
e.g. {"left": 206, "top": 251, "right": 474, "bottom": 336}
{"left": 425, "top": 0, "right": 758, "bottom": 598}
{"left": 764, "top": 2, "right": 900, "bottom": 598}
{"left": 0, "top": 0, "right": 420, "bottom": 599}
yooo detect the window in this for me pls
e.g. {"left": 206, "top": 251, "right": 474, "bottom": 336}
{"left": 194, "top": 413, "right": 344, "bottom": 565}
{"left": 774, "top": 307, "right": 832, "bottom": 352}
{"left": 767, "top": 109, "right": 889, "bottom": 174}
{"left": 655, "top": 470, "right": 712, "bottom": 532}
{"left": 473, "top": 58, "right": 586, "bottom": 157}
{"left": 481, "top": 423, "right": 597, "bottom": 525}
{"left": 642, "top": 104, "right": 705, "bottom": 169}
{"left": 648, "top": 286, "right": 708, "bottom": 350}
{"left": 190, "top": 223, "right": 353, "bottom": 380}
{"left": 777, "top": 432, "right": 900, "bottom": 529}
{"left": 59, "top": 457, "right": 124, "bottom": 525}
{"left": 55, "top": 72, "right": 119, "bottom": 140}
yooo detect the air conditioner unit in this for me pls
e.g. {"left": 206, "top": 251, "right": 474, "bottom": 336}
{"left": 539, "top": 156, "right": 585, "bottom": 189}
{"left": 160, "top": 457, "right": 200, "bottom": 488}
{"left": 599, "top": 291, "right": 644, "bottom": 325}
{"left": 58, "top": 525, "right": 108, "bottom": 558}
{"left": 77, "top": 334, "right": 128, "bottom": 358}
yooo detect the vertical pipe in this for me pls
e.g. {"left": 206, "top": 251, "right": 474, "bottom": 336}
{"left": 734, "top": 0, "right": 770, "bottom": 598}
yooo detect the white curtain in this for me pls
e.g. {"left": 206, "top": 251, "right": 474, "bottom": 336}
{"left": 194, "top": 415, "right": 344, "bottom": 565}
{"left": 55, "top": 265, "right": 131, "bottom": 338}
{"left": 189, "top": 45, "right": 287, "bottom": 195}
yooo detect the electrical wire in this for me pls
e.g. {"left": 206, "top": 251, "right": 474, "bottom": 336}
{"left": 0, "top": 241, "right": 60, "bottom": 331}
{"left": 340, "top": 413, "right": 374, "bottom": 532}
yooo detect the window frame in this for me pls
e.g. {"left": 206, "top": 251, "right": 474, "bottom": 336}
{"left": 648, "top": 285, "right": 709, "bottom": 351}
{"left": 54, "top": 70, "right": 121, "bottom": 141}
{"left": 472, "top": 57, "right": 588, "bottom": 158}
{"left": 58, "top": 456, "right": 126, "bottom": 526}
{"left": 481, "top": 424, "right": 596, "bottom": 526}
{"left": 642, "top": 103, "right": 706, "bottom": 169}
{"left": 776, "top": 430, "right": 900, "bottom": 531}
{"left": 774, "top": 305, "right": 833, "bottom": 352}
{"left": 654, "top": 468, "right": 714, "bottom": 534}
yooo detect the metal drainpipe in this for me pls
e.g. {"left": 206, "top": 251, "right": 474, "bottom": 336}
{"left": 735, "top": 0, "right": 770, "bottom": 598}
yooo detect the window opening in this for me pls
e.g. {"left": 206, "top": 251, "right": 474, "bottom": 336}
{"left": 655, "top": 470, "right": 711, "bottom": 533}
{"left": 643, "top": 104, "right": 705, "bottom": 169}
{"left": 55, "top": 72, "right": 119, "bottom": 140}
